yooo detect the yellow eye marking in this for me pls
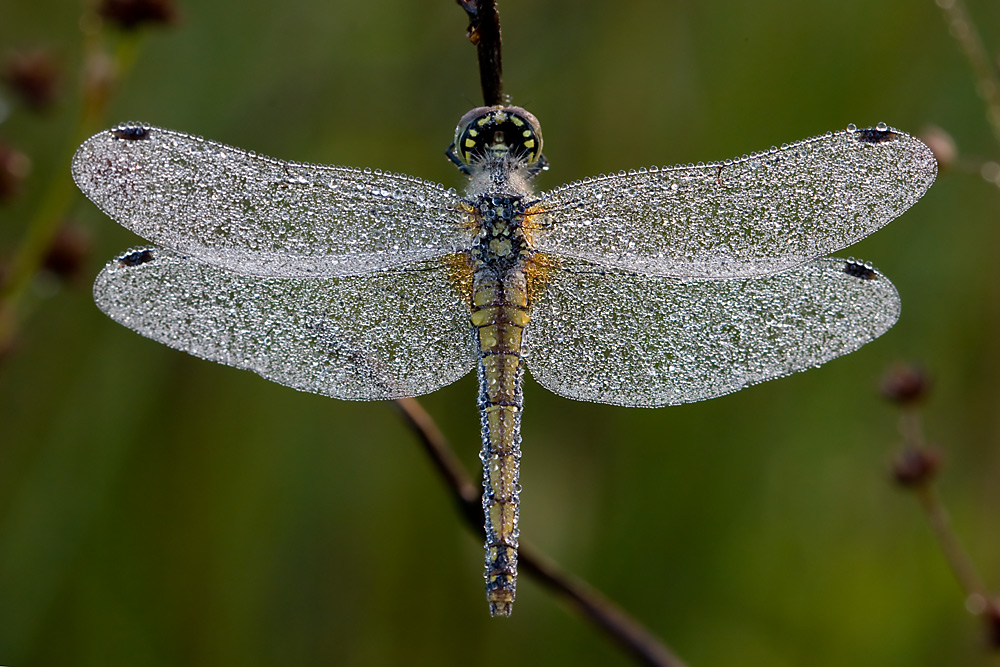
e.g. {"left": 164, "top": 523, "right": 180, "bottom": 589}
{"left": 465, "top": 138, "right": 476, "bottom": 148}
{"left": 522, "top": 130, "right": 531, "bottom": 137}
{"left": 468, "top": 129, "right": 478, "bottom": 137}
{"left": 523, "top": 139, "right": 535, "bottom": 149}
{"left": 511, "top": 116, "right": 524, "bottom": 127}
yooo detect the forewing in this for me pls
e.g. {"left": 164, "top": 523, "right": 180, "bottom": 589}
{"left": 531, "top": 127, "right": 936, "bottom": 278}
{"left": 94, "top": 247, "right": 476, "bottom": 400}
{"left": 524, "top": 257, "right": 899, "bottom": 407}
{"left": 73, "top": 125, "right": 474, "bottom": 278}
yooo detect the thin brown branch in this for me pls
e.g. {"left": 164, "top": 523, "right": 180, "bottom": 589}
{"left": 883, "top": 364, "right": 998, "bottom": 649}
{"left": 426, "top": 4, "right": 684, "bottom": 662}
{"left": 890, "top": 407, "right": 989, "bottom": 602}
{"left": 936, "top": 0, "right": 1000, "bottom": 150}
{"left": 519, "top": 546, "right": 690, "bottom": 667}
{"left": 911, "top": 483, "right": 988, "bottom": 600}
{"left": 456, "top": 0, "right": 504, "bottom": 106}
{"left": 392, "top": 397, "right": 689, "bottom": 667}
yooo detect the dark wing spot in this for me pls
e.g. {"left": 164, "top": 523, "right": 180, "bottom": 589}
{"left": 118, "top": 249, "right": 155, "bottom": 267}
{"left": 111, "top": 126, "right": 150, "bottom": 141}
{"left": 855, "top": 128, "right": 897, "bottom": 144}
{"left": 843, "top": 258, "right": 876, "bottom": 280}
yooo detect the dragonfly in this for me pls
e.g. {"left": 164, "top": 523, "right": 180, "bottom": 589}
{"left": 72, "top": 107, "right": 937, "bottom": 616}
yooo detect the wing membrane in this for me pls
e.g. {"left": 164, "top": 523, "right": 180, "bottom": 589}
{"left": 73, "top": 126, "right": 474, "bottom": 278}
{"left": 524, "top": 257, "right": 899, "bottom": 407}
{"left": 531, "top": 127, "right": 936, "bottom": 278}
{"left": 94, "top": 247, "right": 476, "bottom": 400}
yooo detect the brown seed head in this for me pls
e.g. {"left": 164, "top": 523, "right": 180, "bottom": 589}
{"left": 3, "top": 49, "right": 60, "bottom": 112}
{"left": 98, "top": 0, "right": 178, "bottom": 30}
{"left": 0, "top": 304, "right": 15, "bottom": 363}
{"left": 891, "top": 446, "right": 941, "bottom": 488}
{"left": 986, "top": 599, "right": 1000, "bottom": 650}
{"left": 43, "top": 224, "right": 92, "bottom": 284}
{"left": 880, "top": 363, "right": 930, "bottom": 406}
{"left": 0, "top": 141, "right": 31, "bottom": 202}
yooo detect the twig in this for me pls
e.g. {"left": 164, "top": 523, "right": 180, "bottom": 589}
{"left": 519, "top": 548, "right": 690, "bottom": 667}
{"left": 935, "top": 0, "right": 1000, "bottom": 149}
{"left": 894, "top": 408, "right": 991, "bottom": 604}
{"left": 456, "top": 0, "right": 504, "bottom": 106}
{"left": 882, "top": 364, "right": 999, "bottom": 650}
{"left": 0, "top": 13, "right": 143, "bottom": 348}
{"left": 399, "top": 4, "right": 686, "bottom": 663}
{"left": 392, "top": 398, "right": 688, "bottom": 667}
{"left": 911, "top": 483, "right": 988, "bottom": 602}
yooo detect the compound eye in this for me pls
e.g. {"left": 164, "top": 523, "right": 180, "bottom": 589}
{"left": 450, "top": 106, "right": 544, "bottom": 168}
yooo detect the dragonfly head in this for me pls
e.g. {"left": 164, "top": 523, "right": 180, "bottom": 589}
{"left": 446, "top": 106, "right": 546, "bottom": 177}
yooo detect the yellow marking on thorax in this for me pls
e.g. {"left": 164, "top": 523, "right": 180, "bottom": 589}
{"left": 439, "top": 252, "right": 475, "bottom": 306}
{"left": 489, "top": 238, "right": 513, "bottom": 257}
{"left": 523, "top": 252, "right": 560, "bottom": 305}
{"left": 515, "top": 206, "right": 547, "bottom": 259}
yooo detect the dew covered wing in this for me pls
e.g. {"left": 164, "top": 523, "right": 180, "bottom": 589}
{"left": 523, "top": 257, "right": 900, "bottom": 407}
{"left": 530, "top": 127, "right": 937, "bottom": 279}
{"left": 72, "top": 126, "right": 474, "bottom": 278}
{"left": 94, "top": 248, "right": 477, "bottom": 399}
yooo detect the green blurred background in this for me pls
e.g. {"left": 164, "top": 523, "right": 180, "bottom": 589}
{"left": 1, "top": 1, "right": 998, "bottom": 665}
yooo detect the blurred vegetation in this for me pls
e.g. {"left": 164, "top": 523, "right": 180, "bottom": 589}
{"left": 1, "top": 0, "right": 998, "bottom": 665}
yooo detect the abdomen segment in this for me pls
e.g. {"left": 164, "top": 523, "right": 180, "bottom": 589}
{"left": 472, "top": 271, "right": 529, "bottom": 617}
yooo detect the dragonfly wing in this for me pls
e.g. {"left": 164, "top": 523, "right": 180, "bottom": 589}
{"left": 94, "top": 247, "right": 476, "bottom": 400}
{"left": 523, "top": 257, "right": 899, "bottom": 407}
{"left": 73, "top": 125, "right": 474, "bottom": 278}
{"left": 531, "top": 127, "right": 936, "bottom": 278}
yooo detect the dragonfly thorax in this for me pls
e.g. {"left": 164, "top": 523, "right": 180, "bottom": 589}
{"left": 470, "top": 194, "right": 531, "bottom": 274}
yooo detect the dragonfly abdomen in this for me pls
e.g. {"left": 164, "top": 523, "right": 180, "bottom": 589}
{"left": 472, "top": 268, "right": 530, "bottom": 617}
